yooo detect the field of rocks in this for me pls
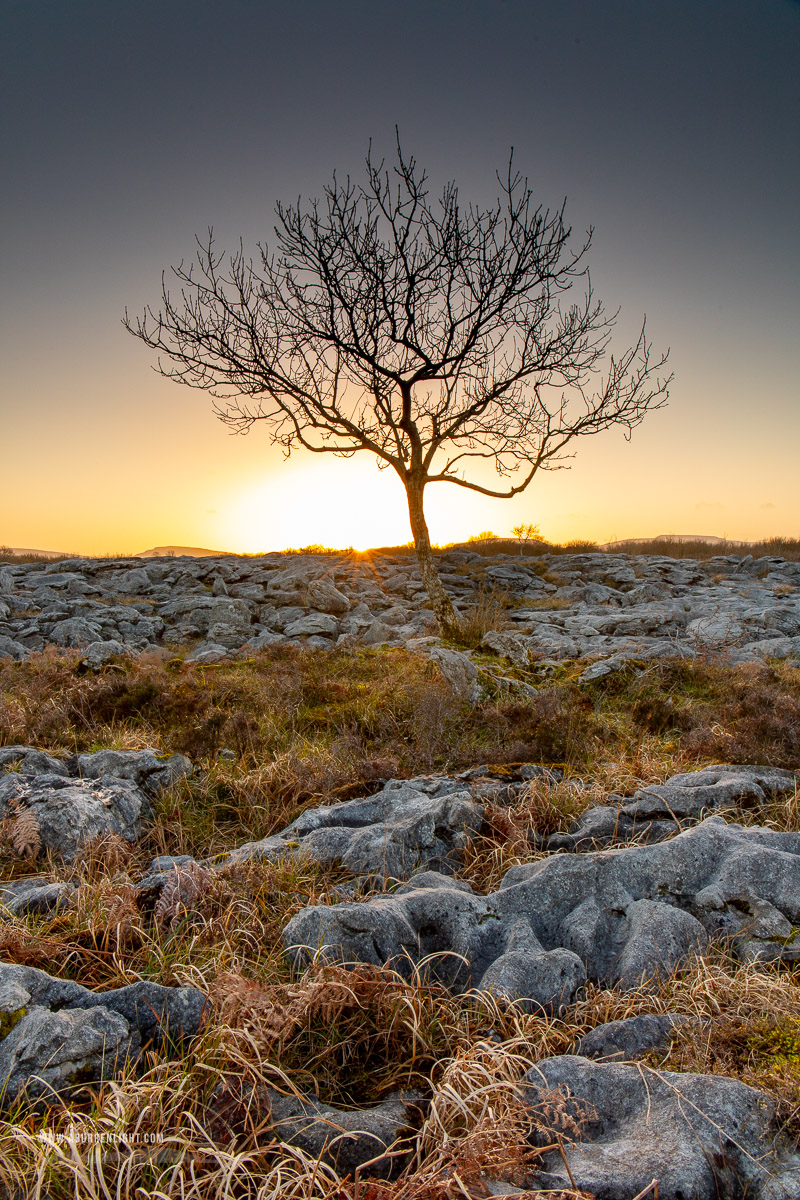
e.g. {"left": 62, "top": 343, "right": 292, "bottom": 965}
{"left": 1, "top": 547, "right": 800, "bottom": 1199}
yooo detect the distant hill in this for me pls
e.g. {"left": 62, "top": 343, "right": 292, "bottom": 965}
{"left": 1, "top": 546, "right": 75, "bottom": 559}
{"left": 134, "top": 545, "right": 233, "bottom": 558}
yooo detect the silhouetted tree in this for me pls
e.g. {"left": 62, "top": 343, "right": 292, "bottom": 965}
{"left": 125, "top": 140, "right": 670, "bottom": 634}
{"left": 511, "top": 523, "right": 545, "bottom": 554}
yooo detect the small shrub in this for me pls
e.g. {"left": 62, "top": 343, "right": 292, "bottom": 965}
{"left": 450, "top": 588, "right": 511, "bottom": 650}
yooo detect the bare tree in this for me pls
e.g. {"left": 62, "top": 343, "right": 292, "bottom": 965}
{"left": 125, "top": 139, "right": 671, "bottom": 635}
{"left": 511, "top": 523, "right": 545, "bottom": 555}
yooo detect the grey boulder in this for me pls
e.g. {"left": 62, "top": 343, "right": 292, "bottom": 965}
{"left": 305, "top": 578, "right": 350, "bottom": 614}
{"left": 0, "top": 1004, "right": 136, "bottom": 1106}
{"left": 0, "top": 635, "right": 27, "bottom": 660}
{"left": 0, "top": 962, "right": 207, "bottom": 1106}
{"left": 78, "top": 638, "right": 126, "bottom": 667}
{"left": 284, "top": 819, "right": 800, "bottom": 999}
{"left": 524, "top": 1055, "right": 800, "bottom": 1200}
{"left": 266, "top": 1088, "right": 422, "bottom": 1175}
{"left": 0, "top": 746, "right": 189, "bottom": 859}
{"left": 0, "top": 773, "right": 149, "bottom": 861}
{"left": 223, "top": 774, "right": 484, "bottom": 881}
{"left": 283, "top": 612, "right": 339, "bottom": 638}
{"left": 0, "top": 746, "right": 71, "bottom": 776}
{"left": 49, "top": 617, "right": 103, "bottom": 647}
{"left": 407, "top": 640, "right": 481, "bottom": 703}
{"left": 185, "top": 641, "right": 233, "bottom": 662}
{"left": 0, "top": 878, "right": 73, "bottom": 917}
{"left": 75, "top": 747, "right": 192, "bottom": 797}
{"left": 477, "top": 919, "right": 587, "bottom": 1013}
{"left": 160, "top": 595, "right": 253, "bottom": 646}
{"left": 576, "top": 1012, "right": 685, "bottom": 1060}
{"left": 551, "top": 762, "right": 799, "bottom": 852}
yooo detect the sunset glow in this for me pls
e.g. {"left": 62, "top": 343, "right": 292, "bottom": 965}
{"left": 1, "top": 3, "right": 797, "bottom": 558}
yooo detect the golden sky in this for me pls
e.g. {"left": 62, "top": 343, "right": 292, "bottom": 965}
{"left": 2, "top": 2, "right": 798, "bottom": 556}
{"left": 4, "top": 339, "right": 797, "bottom": 555}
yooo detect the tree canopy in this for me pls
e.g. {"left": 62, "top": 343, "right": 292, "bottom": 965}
{"left": 126, "top": 140, "right": 671, "bottom": 632}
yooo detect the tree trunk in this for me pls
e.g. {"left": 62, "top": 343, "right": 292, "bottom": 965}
{"left": 405, "top": 477, "right": 461, "bottom": 637}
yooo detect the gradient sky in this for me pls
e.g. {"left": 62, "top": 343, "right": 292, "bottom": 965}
{"left": 1, "top": 0, "right": 798, "bottom": 554}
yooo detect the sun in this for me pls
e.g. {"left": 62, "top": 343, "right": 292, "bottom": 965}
{"left": 226, "top": 456, "right": 413, "bottom": 552}
{"left": 222, "top": 450, "right": 532, "bottom": 554}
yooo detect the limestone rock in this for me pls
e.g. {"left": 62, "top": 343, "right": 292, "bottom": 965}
{"left": 306, "top": 577, "right": 350, "bottom": 614}
{"left": 266, "top": 1088, "right": 423, "bottom": 1175}
{"left": 576, "top": 1012, "right": 685, "bottom": 1061}
{"left": 480, "top": 631, "right": 532, "bottom": 668}
{"left": 0, "top": 962, "right": 207, "bottom": 1106}
{"left": 284, "top": 819, "right": 800, "bottom": 999}
{"left": 0, "top": 774, "right": 149, "bottom": 861}
{"left": 0, "top": 746, "right": 71, "bottom": 776}
{"left": 160, "top": 594, "right": 253, "bottom": 647}
{"left": 0, "top": 745, "right": 188, "bottom": 861}
{"left": 552, "top": 763, "right": 799, "bottom": 852}
{"left": 477, "top": 919, "right": 587, "bottom": 1013}
{"left": 223, "top": 774, "right": 484, "bottom": 880}
{"left": 687, "top": 614, "right": 745, "bottom": 648}
{"left": 0, "top": 1004, "right": 136, "bottom": 1106}
{"left": 0, "top": 878, "right": 73, "bottom": 917}
{"left": 283, "top": 612, "right": 339, "bottom": 638}
{"left": 78, "top": 638, "right": 126, "bottom": 667}
{"left": 1, "top": 549, "right": 798, "bottom": 669}
{"left": 0, "top": 635, "right": 27, "bottom": 660}
{"left": 523, "top": 1055, "right": 800, "bottom": 1199}
{"left": 426, "top": 643, "right": 481, "bottom": 703}
{"left": 242, "top": 629, "right": 284, "bottom": 651}
{"left": 185, "top": 641, "right": 232, "bottom": 662}
{"left": 75, "top": 747, "right": 192, "bottom": 797}
{"left": 49, "top": 617, "right": 103, "bottom": 647}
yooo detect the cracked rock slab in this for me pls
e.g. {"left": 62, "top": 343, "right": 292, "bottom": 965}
{"left": 265, "top": 1088, "right": 423, "bottom": 1175}
{"left": 220, "top": 773, "right": 485, "bottom": 880}
{"left": 0, "top": 962, "right": 208, "bottom": 1106}
{"left": 523, "top": 1055, "right": 800, "bottom": 1200}
{"left": 550, "top": 763, "right": 798, "bottom": 852}
{"left": 0, "top": 745, "right": 192, "bottom": 861}
{"left": 0, "top": 773, "right": 150, "bottom": 862}
{"left": 283, "top": 819, "right": 800, "bottom": 1001}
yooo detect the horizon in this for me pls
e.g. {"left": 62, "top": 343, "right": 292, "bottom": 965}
{"left": 4, "top": 529, "right": 799, "bottom": 563}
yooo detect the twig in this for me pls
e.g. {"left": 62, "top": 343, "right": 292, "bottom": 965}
{"left": 556, "top": 1133, "right": 578, "bottom": 1191}
{"left": 630, "top": 1180, "right": 660, "bottom": 1200}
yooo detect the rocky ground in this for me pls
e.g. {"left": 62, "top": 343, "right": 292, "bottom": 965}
{"left": 0, "top": 549, "right": 799, "bottom": 1198}
{"left": 1, "top": 546, "right": 799, "bottom": 675}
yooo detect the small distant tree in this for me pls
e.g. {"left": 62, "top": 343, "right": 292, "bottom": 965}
{"left": 511, "top": 522, "right": 545, "bottom": 554}
{"left": 125, "top": 139, "right": 670, "bottom": 635}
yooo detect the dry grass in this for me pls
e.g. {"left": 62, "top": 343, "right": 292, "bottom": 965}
{"left": 449, "top": 588, "right": 513, "bottom": 651}
{"left": 1, "top": 645, "right": 799, "bottom": 1196}
{"left": 4, "top": 948, "right": 797, "bottom": 1198}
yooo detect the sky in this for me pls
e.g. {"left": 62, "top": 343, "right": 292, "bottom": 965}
{"left": 1, "top": 0, "right": 798, "bottom": 555}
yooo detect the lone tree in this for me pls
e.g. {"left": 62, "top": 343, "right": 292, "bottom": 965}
{"left": 125, "top": 141, "right": 670, "bottom": 634}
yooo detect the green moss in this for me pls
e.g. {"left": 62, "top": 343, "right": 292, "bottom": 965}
{"left": 0, "top": 1006, "right": 26, "bottom": 1039}
{"left": 747, "top": 1016, "right": 800, "bottom": 1071}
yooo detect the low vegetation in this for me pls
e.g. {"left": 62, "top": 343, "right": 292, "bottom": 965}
{"left": 0, "top": 645, "right": 798, "bottom": 1197}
